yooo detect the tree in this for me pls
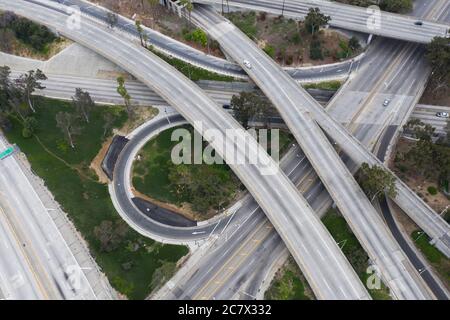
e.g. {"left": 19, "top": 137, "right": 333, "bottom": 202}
{"left": 304, "top": 7, "right": 331, "bottom": 36}
{"left": 0, "top": 11, "right": 17, "bottom": 28}
{"left": 135, "top": 20, "right": 144, "bottom": 47}
{"left": 403, "top": 119, "right": 435, "bottom": 141}
{"left": 230, "top": 92, "right": 271, "bottom": 128}
{"left": 357, "top": 163, "right": 397, "bottom": 201}
{"left": 15, "top": 69, "right": 47, "bottom": 113}
{"left": 106, "top": 12, "right": 118, "bottom": 29}
{"left": 94, "top": 220, "right": 128, "bottom": 252}
{"left": 168, "top": 164, "right": 237, "bottom": 213}
{"left": 0, "top": 65, "right": 12, "bottom": 109}
{"left": 380, "top": 0, "right": 412, "bottom": 13}
{"left": 72, "top": 88, "right": 94, "bottom": 123}
{"left": 0, "top": 29, "right": 14, "bottom": 53}
{"left": 116, "top": 76, "right": 133, "bottom": 119}
{"left": 348, "top": 36, "right": 361, "bottom": 51}
{"left": 405, "top": 139, "right": 435, "bottom": 177}
{"left": 426, "top": 37, "right": 450, "bottom": 97}
{"left": 146, "top": 0, "right": 163, "bottom": 27}
{"left": 102, "top": 111, "right": 116, "bottom": 137}
{"left": 310, "top": 40, "right": 323, "bottom": 60}
{"left": 10, "top": 16, "right": 57, "bottom": 52}
{"left": 55, "top": 111, "right": 81, "bottom": 149}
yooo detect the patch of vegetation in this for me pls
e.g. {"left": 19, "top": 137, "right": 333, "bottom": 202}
{"left": 395, "top": 119, "right": 450, "bottom": 191}
{"left": 357, "top": 163, "right": 397, "bottom": 201}
{"left": 227, "top": 9, "right": 359, "bottom": 66}
{"left": 427, "top": 186, "right": 438, "bottom": 195}
{"left": 322, "top": 209, "right": 391, "bottom": 299}
{"left": 303, "top": 80, "right": 342, "bottom": 91}
{"left": 149, "top": 47, "right": 235, "bottom": 82}
{"left": 132, "top": 125, "right": 242, "bottom": 216}
{"left": 4, "top": 97, "right": 188, "bottom": 299}
{"left": 0, "top": 11, "right": 58, "bottom": 54}
{"left": 182, "top": 28, "right": 208, "bottom": 47}
{"left": 411, "top": 230, "right": 450, "bottom": 283}
{"left": 225, "top": 11, "right": 257, "bottom": 39}
{"left": 309, "top": 40, "right": 324, "bottom": 60}
{"left": 425, "top": 37, "right": 450, "bottom": 103}
{"left": 265, "top": 258, "right": 311, "bottom": 300}
{"left": 263, "top": 44, "right": 276, "bottom": 58}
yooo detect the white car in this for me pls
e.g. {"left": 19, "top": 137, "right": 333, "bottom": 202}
{"left": 436, "top": 112, "right": 449, "bottom": 118}
{"left": 383, "top": 99, "right": 390, "bottom": 107}
{"left": 243, "top": 59, "right": 252, "bottom": 69}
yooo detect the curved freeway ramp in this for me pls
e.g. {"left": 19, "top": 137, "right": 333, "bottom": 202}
{"left": 194, "top": 0, "right": 450, "bottom": 43}
{"left": 4, "top": 0, "right": 372, "bottom": 299}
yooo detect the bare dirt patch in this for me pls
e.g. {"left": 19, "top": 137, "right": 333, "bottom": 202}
{"left": 114, "top": 105, "right": 159, "bottom": 136}
{"left": 90, "top": 136, "right": 113, "bottom": 184}
{"left": 89, "top": 105, "right": 159, "bottom": 183}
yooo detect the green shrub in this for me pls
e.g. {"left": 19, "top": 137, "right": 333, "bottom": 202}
{"left": 263, "top": 44, "right": 275, "bottom": 58}
{"left": 309, "top": 40, "right": 323, "bottom": 60}
{"left": 183, "top": 28, "right": 208, "bottom": 47}
{"left": 427, "top": 186, "right": 438, "bottom": 195}
{"left": 291, "top": 34, "right": 301, "bottom": 45}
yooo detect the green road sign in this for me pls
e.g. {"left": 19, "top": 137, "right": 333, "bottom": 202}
{"left": 0, "top": 146, "right": 14, "bottom": 160}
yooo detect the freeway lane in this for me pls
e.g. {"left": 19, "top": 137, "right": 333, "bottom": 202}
{"left": 5, "top": 72, "right": 334, "bottom": 106}
{"left": 193, "top": 5, "right": 432, "bottom": 299}
{"left": 0, "top": 202, "right": 45, "bottom": 299}
{"left": 195, "top": 0, "right": 450, "bottom": 43}
{"left": 0, "top": 137, "right": 97, "bottom": 299}
{"left": 411, "top": 105, "right": 449, "bottom": 135}
{"left": 189, "top": 4, "right": 450, "bottom": 259}
{"left": 6, "top": 0, "right": 371, "bottom": 299}
{"left": 161, "top": 0, "right": 450, "bottom": 300}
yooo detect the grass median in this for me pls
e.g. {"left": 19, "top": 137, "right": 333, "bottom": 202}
{"left": 4, "top": 97, "right": 188, "bottom": 299}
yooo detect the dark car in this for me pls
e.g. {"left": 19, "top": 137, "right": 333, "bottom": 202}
{"left": 222, "top": 104, "right": 232, "bottom": 109}
{"left": 414, "top": 21, "right": 423, "bottom": 26}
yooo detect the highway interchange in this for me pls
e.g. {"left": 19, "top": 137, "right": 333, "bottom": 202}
{"left": 3, "top": 0, "right": 375, "bottom": 300}
{"left": 195, "top": 0, "right": 450, "bottom": 43}
{"left": 0, "top": 0, "right": 449, "bottom": 300}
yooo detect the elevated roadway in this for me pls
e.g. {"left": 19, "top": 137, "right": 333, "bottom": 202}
{"left": 194, "top": 0, "right": 450, "bottom": 43}
{"left": 0, "top": 137, "right": 98, "bottom": 299}
{"left": 160, "top": 0, "right": 450, "bottom": 300}
{"left": 192, "top": 5, "right": 434, "bottom": 299}
{"left": 4, "top": 0, "right": 371, "bottom": 299}
{"left": 190, "top": 4, "right": 450, "bottom": 260}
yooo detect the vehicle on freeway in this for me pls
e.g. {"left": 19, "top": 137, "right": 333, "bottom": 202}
{"left": 243, "top": 59, "right": 252, "bottom": 69}
{"left": 222, "top": 104, "right": 232, "bottom": 109}
{"left": 436, "top": 112, "right": 449, "bottom": 118}
{"left": 414, "top": 21, "right": 423, "bottom": 26}
{"left": 0, "top": 146, "right": 14, "bottom": 160}
{"left": 383, "top": 99, "right": 390, "bottom": 107}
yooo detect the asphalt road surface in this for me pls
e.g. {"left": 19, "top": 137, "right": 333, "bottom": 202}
{"left": 5, "top": 0, "right": 373, "bottom": 299}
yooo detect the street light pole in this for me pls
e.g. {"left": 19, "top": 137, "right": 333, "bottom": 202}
{"left": 281, "top": 0, "right": 286, "bottom": 16}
